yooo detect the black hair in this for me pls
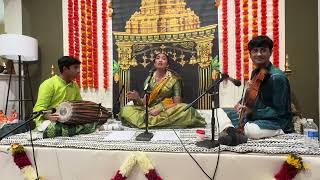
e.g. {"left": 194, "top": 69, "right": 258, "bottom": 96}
{"left": 248, "top": 35, "right": 273, "bottom": 52}
{"left": 153, "top": 52, "right": 184, "bottom": 97}
{"left": 153, "top": 52, "right": 171, "bottom": 65}
{"left": 58, "top": 56, "right": 81, "bottom": 73}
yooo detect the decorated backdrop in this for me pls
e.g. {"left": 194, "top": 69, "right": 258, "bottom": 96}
{"left": 63, "top": 0, "right": 285, "bottom": 109}
{"left": 112, "top": 0, "right": 219, "bottom": 110}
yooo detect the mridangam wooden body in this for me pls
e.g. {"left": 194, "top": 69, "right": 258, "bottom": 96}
{"left": 56, "top": 101, "right": 111, "bottom": 124}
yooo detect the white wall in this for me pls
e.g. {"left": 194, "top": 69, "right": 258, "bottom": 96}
{"left": 3, "top": 0, "right": 22, "bottom": 34}
{"left": 0, "top": 0, "right": 4, "bottom": 24}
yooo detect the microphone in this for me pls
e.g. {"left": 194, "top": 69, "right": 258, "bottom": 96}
{"left": 143, "top": 68, "right": 156, "bottom": 91}
{"left": 221, "top": 73, "right": 241, "bottom": 87}
{"left": 33, "top": 108, "right": 57, "bottom": 115}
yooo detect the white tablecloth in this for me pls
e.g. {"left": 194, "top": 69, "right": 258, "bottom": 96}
{"left": 0, "top": 146, "right": 319, "bottom": 180}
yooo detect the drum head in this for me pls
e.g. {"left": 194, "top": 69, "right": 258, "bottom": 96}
{"left": 56, "top": 101, "right": 73, "bottom": 123}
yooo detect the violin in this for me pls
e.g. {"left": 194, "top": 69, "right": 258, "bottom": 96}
{"left": 237, "top": 68, "right": 268, "bottom": 134}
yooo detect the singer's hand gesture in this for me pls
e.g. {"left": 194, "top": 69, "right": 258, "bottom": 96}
{"left": 149, "top": 108, "right": 161, "bottom": 116}
{"left": 127, "top": 90, "right": 140, "bottom": 101}
{"left": 44, "top": 113, "right": 60, "bottom": 121}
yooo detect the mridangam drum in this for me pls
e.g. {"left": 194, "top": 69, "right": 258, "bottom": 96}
{"left": 56, "top": 100, "right": 111, "bottom": 124}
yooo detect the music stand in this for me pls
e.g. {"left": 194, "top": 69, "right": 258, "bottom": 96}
{"left": 0, "top": 34, "right": 38, "bottom": 120}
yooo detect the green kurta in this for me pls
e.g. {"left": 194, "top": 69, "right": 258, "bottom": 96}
{"left": 120, "top": 71, "right": 206, "bottom": 128}
{"left": 33, "top": 75, "right": 82, "bottom": 127}
{"left": 245, "top": 63, "right": 293, "bottom": 132}
{"left": 33, "top": 75, "right": 100, "bottom": 138}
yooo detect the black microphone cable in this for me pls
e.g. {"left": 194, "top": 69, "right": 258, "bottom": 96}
{"left": 171, "top": 107, "right": 223, "bottom": 180}
{"left": 212, "top": 108, "right": 221, "bottom": 180}
{"left": 28, "top": 113, "right": 40, "bottom": 179}
{"left": 172, "top": 127, "right": 213, "bottom": 180}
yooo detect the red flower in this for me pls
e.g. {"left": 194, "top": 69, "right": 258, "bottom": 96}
{"left": 13, "top": 152, "right": 32, "bottom": 168}
{"left": 274, "top": 162, "right": 299, "bottom": 180}
{"left": 145, "top": 169, "right": 163, "bottom": 180}
{"left": 111, "top": 170, "right": 127, "bottom": 180}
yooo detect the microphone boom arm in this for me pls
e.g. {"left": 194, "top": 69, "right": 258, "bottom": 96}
{"left": 0, "top": 112, "right": 42, "bottom": 141}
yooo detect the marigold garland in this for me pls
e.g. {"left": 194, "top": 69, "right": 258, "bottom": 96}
{"left": 73, "top": 0, "right": 81, "bottom": 86}
{"left": 86, "top": 0, "right": 94, "bottom": 87}
{"left": 242, "top": 0, "right": 249, "bottom": 80}
{"left": 80, "top": 0, "right": 88, "bottom": 87}
{"left": 222, "top": 0, "right": 228, "bottom": 74}
{"left": 68, "top": 0, "right": 74, "bottom": 57}
{"left": 260, "top": 0, "right": 267, "bottom": 35}
{"left": 272, "top": 0, "right": 280, "bottom": 67}
{"left": 92, "top": 0, "right": 98, "bottom": 88}
{"left": 111, "top": 152, "right": 163, "bottom": 180}
{"left": 251, "top": 0, "right": 258, "bottom": 37}
{"left": 11, "top": 143, "right": 42, "bottom": 180}
{"left": 250, "top": 0, "right": 258, "bottom": 69}
{"left": 102, "top": 0, "right": 109, "bottom": 89}
{"left": 274, "top": 153, "right": 308, "bottom": 180}
{"left": 68, "top": 0, "right": 99, "bottom": 88}
{"left": 67, "top": 0, "right": 281, "bottom": 87}
{"left": 235, "top": 0, "right": 241, "bottom": 80}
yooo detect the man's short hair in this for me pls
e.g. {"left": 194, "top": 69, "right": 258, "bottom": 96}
{"left": 58, "top": 56, "right": 81, "bottom": 73}
{"left": 248, "top": 35, "right": 273, "bottom": 52}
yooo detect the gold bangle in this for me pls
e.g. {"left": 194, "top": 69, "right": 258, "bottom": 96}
{"left": 160, "top": 103, "right": 166, "bottom": 112}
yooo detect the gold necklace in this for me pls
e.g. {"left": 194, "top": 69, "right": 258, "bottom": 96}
{"left": 155, "top": 72, "right": 165, "bottom": 82}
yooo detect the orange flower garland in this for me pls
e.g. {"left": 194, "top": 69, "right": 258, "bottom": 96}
{"left": 69, "top": 0, "right": 100, "bottom": 88}
{"left": 222, "top": 0, "right": 228, "bottom": 74}
{"left": 102, "top": 0, "right": 109, "bottom": 89}
{"left": 92, "top": 0, "right": 98, "bottom": 88}
{"left": 235, "top": 0, "right": 241, "bottom": 80}
{"left": 81, "top": 0, "right": 88, "bottom": 87}
{"left": 68, "top": 0, "right": 74, "bottom": 56}
{"left": 242, "top": 0, "right": 249, "bottom": 80}
{"left": 86, "top": 0, "right": 93, "bottom": 87}
{"left": 73, "top": 0, "right": 81, "bottom": 86}
{"left": 251, "top": 0, "right": 258, "bottom": 37}
{"left": 261, "top": 0, "right": 267, "bottom": 35}
{"left": 251, "top": 0, "right": 258, "bottom": 69}
{"left": 272, "top": 0, "right": 280, "bottom": 67}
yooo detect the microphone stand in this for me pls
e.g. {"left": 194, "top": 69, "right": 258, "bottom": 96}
{"left": 0, "top": 111, "right": 42, "bottom": 179}
{"left": 113, "top": 84, "right": 125, "bottom": 120}
{"left": 0, "top": 112, "right": 41, "bottom": 141}
{"left": 184, "top": 75, "right": 226, "bottom": 148}
{"left": 136, "top": 73, "right": 154, "bottom": 141}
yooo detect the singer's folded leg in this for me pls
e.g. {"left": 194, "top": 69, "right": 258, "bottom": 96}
{"left": 119, "top": 103, "right": 206, "bottom": 128}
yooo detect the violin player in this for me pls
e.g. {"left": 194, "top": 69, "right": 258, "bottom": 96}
{"left": 217, "top": 35, "right": 293, "bottom": 146}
